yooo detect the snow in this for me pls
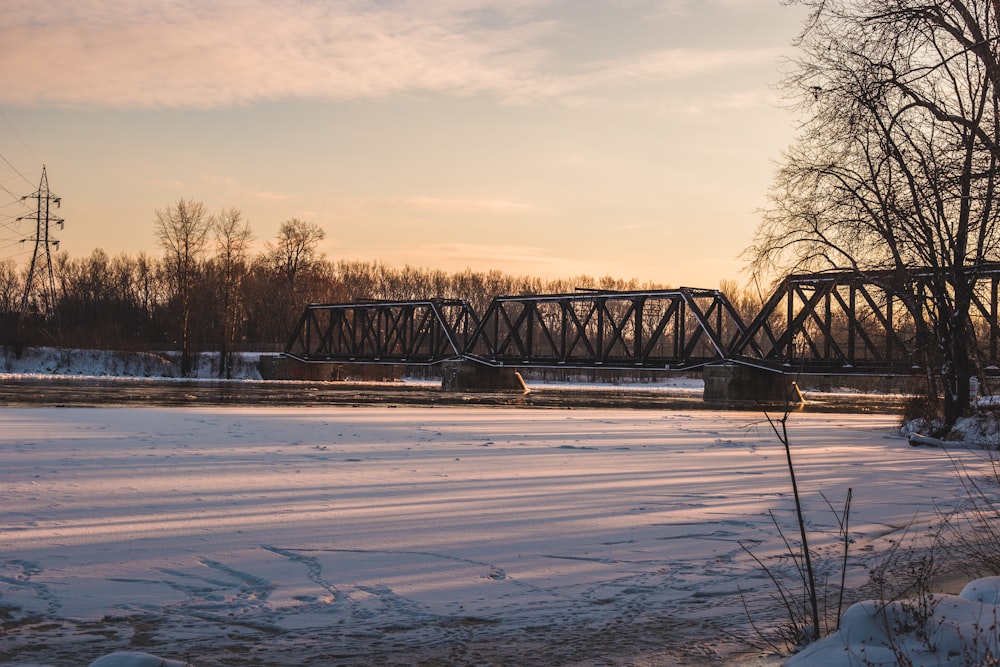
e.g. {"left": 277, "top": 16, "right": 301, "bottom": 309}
{"left": 3, "top": 348, "right": 1000, "bottom": 665}
{"left": 88, "top": 652, "right": 190, "bottom": 667}
{"left": 0, "top": 347, "right": 264, "bottom": 380}
{"left": 788, "top": 578, "right": 1000, "bottom": 666}
{"left": 2, "top": 403, "right": 999, "bottom": 666}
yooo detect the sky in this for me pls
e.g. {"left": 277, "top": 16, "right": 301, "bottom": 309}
{"left": 0, "top": 0, "right": 807, "bottom": 290}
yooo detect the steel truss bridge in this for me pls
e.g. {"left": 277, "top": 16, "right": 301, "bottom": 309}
{"left": 283, "top": 266, "right": 1000, "bottom": 375}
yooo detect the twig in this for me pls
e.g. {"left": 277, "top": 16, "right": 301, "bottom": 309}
{"left": 765, "top": 408, "right": 821, "bottom": 641}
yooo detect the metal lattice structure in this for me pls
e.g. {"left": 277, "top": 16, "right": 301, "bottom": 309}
{"left": 463, "top": 288, "right": 747, "bottom": 370}
{"left": 18, "top": 166, "right": 63, "bottom": 315}
{"left": 284, "top": 299, "right": 479, "bottom": 364}
{"left": 285, "top": 289, "right": 748, "bottom": 370}
{"left": 283, "top": 267, "right": 1000, "bottom": 375}
{"left": 731, "top": 267, "right": 1000, "bottom": 373}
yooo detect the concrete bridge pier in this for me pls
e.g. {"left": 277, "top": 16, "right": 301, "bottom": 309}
{"left": 441, "top": 361, "right": 527, "bottom": 392}
{"left": 702, "top": 364, "right": 796, "bottom": 403}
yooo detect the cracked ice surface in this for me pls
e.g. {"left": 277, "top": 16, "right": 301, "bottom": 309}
{"left": 0, "top": 406, "right": 987, "bottom": 665}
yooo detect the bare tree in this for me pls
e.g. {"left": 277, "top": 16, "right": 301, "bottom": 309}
{"left": 155, "top": 199, "right": 211, "bottom": 376}
{"left": 213, "top": 208, "right": 253, "bottom": 378}
{"left": 749, "top": 0, "right": 1000, "bottom": 426}
{"left": 0, "top": 259, "right": 22, "bottom": 313}
{"left": 265, "top": 219, "right": 326, "bottom": 296}
{"left": 131, "top": 252, "right": 163, "bottom": 330}
{"left": 261, "top": 218, "right": 328, "bottom": 335}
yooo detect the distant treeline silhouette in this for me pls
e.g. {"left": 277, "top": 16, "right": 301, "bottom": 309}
{"left": 0, "top": 248, "right": 707, "bottom": 370}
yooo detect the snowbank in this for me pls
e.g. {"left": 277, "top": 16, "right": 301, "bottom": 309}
{"left": 89, "top": 652, "right": 190, "bottom": 667}
{"left": 788, "top": 577, "right": 1000, "bottom": 666}
{"left": 0, "top": 346, "right": 263, "bottom": 380}
{"left": 903, "top": 405, "right": 1000, "bottom": 449}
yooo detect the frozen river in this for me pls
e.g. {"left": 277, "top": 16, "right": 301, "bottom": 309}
{"left": 0, "top": 400, "right": 986, "bottom": 666}
{"left": 0, "top": 375, "right": 909, "bottom": 414}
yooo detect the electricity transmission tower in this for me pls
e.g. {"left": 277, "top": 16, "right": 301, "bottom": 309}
{"left": 17, "top": 165, "right": 62, "bottom": 315}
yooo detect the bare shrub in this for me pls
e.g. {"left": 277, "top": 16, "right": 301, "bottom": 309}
{"left": 740, "top": 408, "right": 854, "bottom": 654}
{"left": 869, "top": 527, "right": 945, "bottom": 654}
{"left": 944, "top": 451, "right": 1000, "bottom": 577}
{"left": 900, "top": 395, "right": 946, "bottom": 438}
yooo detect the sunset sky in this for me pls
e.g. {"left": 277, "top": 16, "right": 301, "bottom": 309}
{"left": 0, "top": 0, "right": 806, "bottom": 290}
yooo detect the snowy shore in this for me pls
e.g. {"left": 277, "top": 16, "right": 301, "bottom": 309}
{"left": 0, "top": 347, "right": 266, "bottom": 381}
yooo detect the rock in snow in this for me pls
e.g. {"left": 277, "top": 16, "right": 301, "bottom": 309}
{"left": 88, "top": 652, "right": 191, "bottom": 667}
{"left": 907, "top": 432, "right": 942, "bottom": 446}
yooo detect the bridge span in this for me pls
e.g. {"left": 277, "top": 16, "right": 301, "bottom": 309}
{"left": 278, "top": 266, "right": 1000, "bottom": 397}
{"left": 284, "top": 288, "right": 746, "bottom": 369}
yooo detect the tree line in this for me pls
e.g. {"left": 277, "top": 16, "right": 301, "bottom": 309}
{"left": 1, "top": 198, "right": 669, "bottom": 376}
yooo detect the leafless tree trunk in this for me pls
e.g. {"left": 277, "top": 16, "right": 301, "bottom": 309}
{"left": 0, "top": 259, "right": 22, "bottom": 314}
{"left": 155, "top": 199, "right": 211, "bottom": 376}
{"left": 264, "top": 218, "right": 327, "bottom": 332}
{"left": 213, "top": 208, "right": 253, "bottom": 378}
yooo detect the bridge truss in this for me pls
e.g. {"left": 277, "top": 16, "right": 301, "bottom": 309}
{"left": 285, "top": 289, "right": 748, "bottom": 371}
{"left": 283, "top": 266, "right": 1000, "bottom": 375}
{"left": 463, "top": 288, "right": 746, "bottom": 370}
{"left": 731, "top": 267, "right": 1000, "bottom": 374}
{"left": 284, "top": 299, "right": 479, "bottom": 364}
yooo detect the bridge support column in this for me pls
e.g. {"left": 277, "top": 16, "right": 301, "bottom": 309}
{"left": 703, "top": 364, "right": 794, "bottom": 403}
{"left": 441, "top": 361, "right": 526, "bottom": 392}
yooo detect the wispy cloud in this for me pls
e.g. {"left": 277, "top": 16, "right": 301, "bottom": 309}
{"left": 144, "top": 177, "right": 188, "bottom": 190}
{"left": 405, "top": 196, "right": 532, "bottom": 213}
{"left": 1, "top": 0, "right": 781, "bottom": 109}
{"left": 394, "top": 242, "right": 590, "bottom": 275}
{"left": 199, "top": 174, "right": 292, "bottom": 203}
{"left": 1, "top": 1, "right": 550, "bottom": 108}
{"left": 615, "top": 0, "right": 789, "bottom": 19}
{"left": 583, "top": 48, "right": 782, "bottom": 85}
{"left": 651, "top": 88, "right": 784, "bottom": 114}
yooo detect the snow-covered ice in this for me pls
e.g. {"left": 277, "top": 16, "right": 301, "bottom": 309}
{"left": 2, "top": 403, "right": 997, "bottom": 666}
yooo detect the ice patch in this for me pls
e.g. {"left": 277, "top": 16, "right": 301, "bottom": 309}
{"left": 88, "top": 652, "right": 191, "bottom": 667}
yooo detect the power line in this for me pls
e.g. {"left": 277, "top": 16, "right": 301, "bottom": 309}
{"left": 0, "top": 151, "right": 35, "bottom": 189}
{"left": 0, "top": 110, "right": 45, "bottom": 264}
{"left": 0, "top": 107, "right": 42, "bottom": 184}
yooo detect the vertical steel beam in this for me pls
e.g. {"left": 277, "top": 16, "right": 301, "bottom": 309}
{"left": 992, "top": 276, "right": 998, "bottom": 364}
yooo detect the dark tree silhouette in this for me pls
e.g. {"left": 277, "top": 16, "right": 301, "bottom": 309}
{"left": 154, "top": 199, "right": 211, "bottom": 376}
{"left": 749, "top": 0, "right": 1000, "bottom": 426}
